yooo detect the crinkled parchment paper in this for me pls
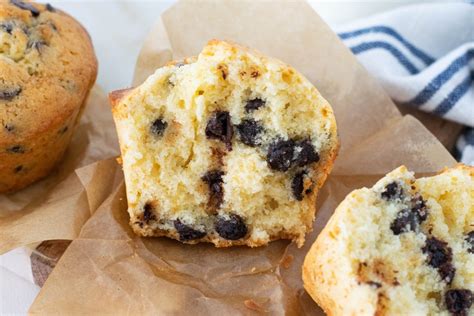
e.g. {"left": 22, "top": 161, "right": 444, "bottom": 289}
{"left": 19, "top": 0, "right": 459, "bottom": 315}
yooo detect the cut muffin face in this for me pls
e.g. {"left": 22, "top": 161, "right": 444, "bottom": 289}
{"left": 110, "top": 40, "right": 338, "bottom": 247}
{"left": 303, "top": 165, "right": 474, "bottom": 315}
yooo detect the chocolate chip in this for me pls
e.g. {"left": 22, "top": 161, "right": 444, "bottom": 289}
{"left": 236, "top": 119, "right": 263, "bottom": 147}
{"left": 245, "top": 98, "right": 265, "bottom": 112}
{"left": 4, "top": 124, "right": 15, "bottom": 132}
{"left": 422, "top": 237, "right": 455, "bottom": 284}
{"left": 267, "top": 138, "right": 319, "bottom": 171}
{"left": 14, "top": 165, "right": 23, "bottom": 173}
{"left": 174, "top": 220, "right": 206, "bottom": 241}
{"left": 143, "top": 202, "right": 156, "bottom": 223}
{"left": 293, "top": 140, "right": 319, "bottom": 167}
{"left": 11, "top": 0, "right": 40, "bottom": 17}
{"left": 175, "top": 62, "right": 185, "bottom": 68}
{"left": 291, "top": 171, "right": 306, "bottom": 201}
{"left": 267, "top": 139, "right": 295, "bottom": 171}
{"left": 410, "top": 194, "right": 428, "bottom": 221}
{"left": 202, "top": 170, "right": 224, "bottom": 209}
{"left": 391, "top": 209, "right": 420, "bottom": 235}
{"left": 381, "top": 182, "right": 404, "bottom": 200}
{"left": 390, "top": 195, "right": 428, "bottom": 235}
{"left": 150, "top": 118, "right": 167, "bottom": 137}
{"left": 466, "top": 231, "right": 474, "bottom": 254}
{"left": 0, "top": 21, "right": 14, "bottom": 34}
{"left": 423, "top": 237, "right": 452, "bottom": 268}
{"left": 445, "top": 289, "right": 473, "bottom": 316}
{"left": 438, "top": 264, "right": 456, "bottom": 285}
{"left": 45, "top": 3, "right": 55, "bottom": 12}
{"left": 7, "top": 145, "right": 24, "bottom": 153}
{"left": 0, "top": 86, "right": 22, "bottom": 100}
{"left": 215, "top": 214, "right": 248, "bottom": 240}
{"left": 205, "top": 111, "right": 233, "bottom": 150}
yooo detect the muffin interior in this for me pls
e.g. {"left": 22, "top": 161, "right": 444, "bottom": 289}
{"left": 112, "top": 41, "right": 338, "bottom": 246}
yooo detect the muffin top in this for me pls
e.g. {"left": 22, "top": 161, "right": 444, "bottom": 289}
{"left": 0, "top": 0, "right": 97, "bottom": 143}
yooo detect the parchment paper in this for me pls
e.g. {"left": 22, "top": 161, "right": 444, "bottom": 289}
{"left": 24, "top": 0, "right": 458, "bottom": 315}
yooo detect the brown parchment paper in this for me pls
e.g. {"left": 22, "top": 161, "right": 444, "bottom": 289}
{"left": 28, "top": 0, "right": 458, "bottom": 315}
{"left": 0, "top": 86, "right": 119, "bottom": 254}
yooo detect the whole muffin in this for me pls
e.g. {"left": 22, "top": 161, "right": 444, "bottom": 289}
{"left": 303, "top": 165, "right": 473, "bottom": 316}
{"left": 110, "top": 40, "right": 338, "bottom": 247}
{"left": 0, "top": 0, "right": 97, "bottom": 193}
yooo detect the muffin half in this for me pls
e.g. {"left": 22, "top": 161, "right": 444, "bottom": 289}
{"left": 110, "top": 40, "right": 338, "bottom": 247}
{"left": 303, "top": 165, "right": 473, "bottom": 315}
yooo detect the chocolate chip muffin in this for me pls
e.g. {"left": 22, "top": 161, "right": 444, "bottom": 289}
{"left": 0, "top": 1, "right": 97, "bottom": 193}
{"left": 109, "top": 40, "right": 338, "bottom": 247}
{"left": 303, "top": 165, "right": 473, "bottom": 315}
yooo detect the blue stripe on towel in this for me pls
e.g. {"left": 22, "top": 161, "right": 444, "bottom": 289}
{"left": 433, "top": 71, "right": 473, "bottom": 115}
{"left": 350, "top": 41, "right": 419, "bottom": 74}
{"left": 464, "top": 128, "right": 474, "bottom": 145}
{"left": 402, "top": 48, "right": 474, "bottom": 108}
{"left": 339, "top": 26, "right": 435, "bottom": 65}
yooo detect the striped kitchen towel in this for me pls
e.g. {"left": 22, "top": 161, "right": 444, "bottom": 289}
{"left": 337, "top": 1, "right": 474, "bottom": 165}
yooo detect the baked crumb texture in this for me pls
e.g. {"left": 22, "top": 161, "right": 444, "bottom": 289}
{"left": 0, "top": 1, "right": 97, "bottom": 193}
{"left": 110, "top": 40, "right": 338, "bottom": 247}
{"left": 303, "top": 165, "right": 474, "bottom": 316}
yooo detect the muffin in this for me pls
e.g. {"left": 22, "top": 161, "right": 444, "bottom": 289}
{"left": 0, "top": 0, "right": 97, "bottom": 193}
{"left": 303, "top": 165, "right": 473, "bottom": 315}
{"left": 110, "top": 40, "right": 338, "bottom": 247}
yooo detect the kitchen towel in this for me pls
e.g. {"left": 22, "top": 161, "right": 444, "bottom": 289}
{"left": 337, "top": 1, "right": 474, "bottom": 165}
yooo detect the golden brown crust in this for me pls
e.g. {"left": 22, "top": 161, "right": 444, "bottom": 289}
{"left": 108, "top": 88, "right": 133, "bottom": 108}
{"left": 297, "top": 139, "right": 339, "bottom": 245}
{"left": 303, "top": 196, "right": 352, "bottom": 315}
{"left": 441, "top": 163, "right": 474, "bottom": 176}
{"left": 0, "top": 1, "right": 97, "bottom": 193}
{"left": 164, "top": 56, "right": 197, "bottom": 67}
